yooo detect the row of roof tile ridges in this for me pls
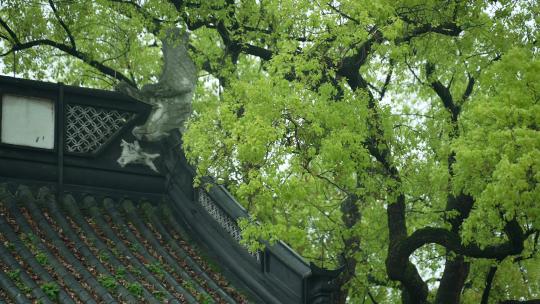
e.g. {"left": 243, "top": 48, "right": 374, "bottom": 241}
{"left": 0, "top": 183, "right": 249, "bottom": 304}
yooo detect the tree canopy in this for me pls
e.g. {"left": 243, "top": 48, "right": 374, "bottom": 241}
{"left": 1, "top": 0, "right": 539, "bottom": 303}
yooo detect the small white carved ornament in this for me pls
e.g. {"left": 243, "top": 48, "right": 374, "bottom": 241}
{"left": 117, "top": 139, "right": 159, "bottom": 172}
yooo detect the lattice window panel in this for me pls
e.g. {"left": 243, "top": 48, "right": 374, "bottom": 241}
{"left": 65, "top": 104, "right": 134, "bottom": 153}
{"left": 198, "top": 188, "right": 260, "bottom": 261}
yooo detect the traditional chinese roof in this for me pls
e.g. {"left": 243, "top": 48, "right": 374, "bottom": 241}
{"left": 0, "top": 183, "right": 246, "bottom": 303}
{"left": 0, "top": 75, "right": 341, "bottom": 304}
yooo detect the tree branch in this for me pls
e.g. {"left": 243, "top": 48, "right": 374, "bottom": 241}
{"left": 399, "top": 22, "right": 462, "bottom": 43}
{"left": 386, "top": 216, "right": 531, "bottom": 304}
{"left": 367, "top": 289, "right": 379, "bottom": 304}
{"left": 326, "top": 3, "right": 360, "bottom": 24}
{"left": 379, "top": 60, "right": 394, "bottom": 100}
{"left": 241, "top": 25, "right": 311, "bottom": 42}
{"left": 108, "top": 0, "right": 163, "bottom": 34}
{"left": 0, "top": 17, "right": 20, "bottom": 44}
{"left": 426, "top": 62, "right": 460, "bottom": 122}
{"left": 401, "top": 219, "right": 527, "bottom": 260}
{"left": 48, "top": 0, "right": 77, "bottom": 49}
{"left": 481, "top": 266, "right": 498, "bottom": 304}
{"left": 240, "top": 43, "right": 273, "bottom": 61}
{"left": 0, "top": 36, "right": 135, "bottom": 87}
{"left": 168, "top": 0, "right": 183, "bottom": 11}
{"left": 336, "top": 30, "right": 383, "bottom": 91}
{"left": 461, "top": 73, "right": 475, "bottom": 102}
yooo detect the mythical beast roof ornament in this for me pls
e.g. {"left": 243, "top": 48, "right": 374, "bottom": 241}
{"left": 116, "top": 27, "right": 197, "bottom": 172}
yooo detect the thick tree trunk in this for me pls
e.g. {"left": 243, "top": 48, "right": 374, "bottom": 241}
{"left": 335, "top": 195, "right": 361, "bottom": 304}
{"left": 335, "top": 255, "right": 357, "bottom": 304}
{"left": 386, "top": 194, "right": 429, "bottom": 304}
{"left": 435, "top": 191, "right": 473, "bottom": 303}
{"left": 435, "top": 255, "right": 470, "bottom": 304}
